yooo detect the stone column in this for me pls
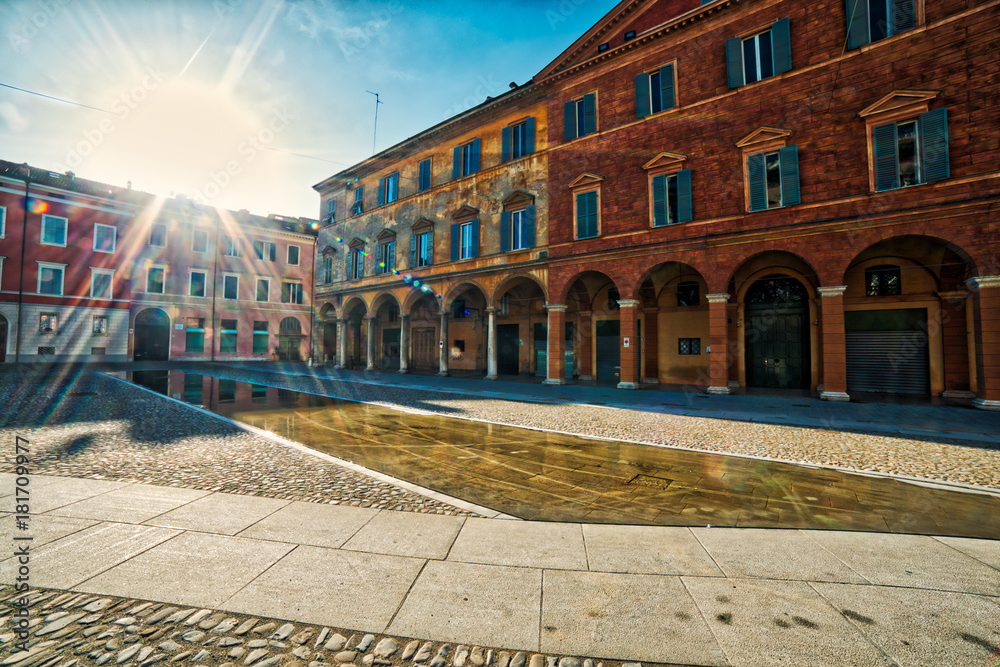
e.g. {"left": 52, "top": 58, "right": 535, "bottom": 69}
{"left": 365, "top": 315, "right": 376, "bottom": 372}
{"left": 818, "top": 286, "right": 850, "bottom": 401}
{"left": 578, "top": 310, "right": 593, "bottom": 380}
{"left": 617, "top": 299, "right": 640, "bottom": 389}
{"left": 438, "top": 311, "right": 449, "bottom": 377}
{"left": 398, "top": 314, "right": 410, "bottom": 374}
{"left": 642, "top": 306, "right": 659, "bottom": 384}
{"left": 485, "top": 308, "right": 498, "bottom": 380}
{"left": 544, "top": 304, "right": 567, "bottom": 385}
{"left": 335, "top": 318, "right": 346, "bottom": 369}
{"left": 706, "top": 293, "right": 731, "bottom": 394}
{"left": 968, "top": 275, "right": 1000, "bottom": 410}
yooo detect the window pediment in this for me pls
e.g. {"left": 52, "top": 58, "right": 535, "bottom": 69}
{"left": 858, "top": 90, "right": 939, "bottom": 119}
{"left": 642, "top": 152, "right": 687, "bottom": 171}
{"left": 502, "top": 190, "right": 535, "bottom": 209}
{"left": 736, "top": 127, "right": 792, "bottom": 148}
{"left": 568, "top": 172, "right": 604, "bottom": 189}
{"left": 452, "top": 204, "right": 480, "bottom": 221}
{"left": 376, "top": 229, "right": 396, "bottom": 242}
{"left": 348, "top": 237, "right": 365, "bottom": 249}
{"left": 411, "top": 218, "right": 434, "bottom": 233}
{"left": 321, "top": 245, "right": 337, "bottom": 255}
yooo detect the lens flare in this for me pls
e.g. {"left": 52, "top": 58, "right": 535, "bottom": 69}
{"left": 28, "top": 199, "right": 48, "bottom": 214}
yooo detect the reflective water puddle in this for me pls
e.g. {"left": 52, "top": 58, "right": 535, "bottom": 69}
{"left": 113, "top": 370, "right": 1000, "bottom": 538}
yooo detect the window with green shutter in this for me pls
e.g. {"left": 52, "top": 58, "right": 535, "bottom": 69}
{"left": 726, "top": 18, "right": 791, "bottom": 88}
{"left": 636, "top": 64, "right": 676, "bottom": 119}
{"left": 564, "top": 93, "right": 597, "bottom": 141}
{"left": 418, "top": 159, "right": 432, "bottom": 191}
{"left": 220, "top": 319, "right": 238, "bottom": 354}
{"left": 453, "top": 139, "right": 481, "bottom": 179}
{"left": 747, "top": 145, "right": 800, "bottom": 211}
{"left": 872, "top": 108, "right": 948, "bottom": 192}
{"left": 651, "top": 169, "right": 693, "bottom": 226}
{"left": 503, "top": 118, "right": 536, "bottom": 161}
{"left": 575, "top": 191, "right": 599, "bottom": 239}
{"left": 252, "top": 321, "right": 269, "bottom": 354}
{"left": 846, "top": 0, "right": 916, "bottom": 50}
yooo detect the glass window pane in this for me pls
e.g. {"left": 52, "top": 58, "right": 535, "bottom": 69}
{"left": 765, "top": 152, "right": 782, "bottom": 208}
{"left": 870, "top": 0, "right": 889, "bottom": 41}
{"left": 743, "top": 37, "right": 757, "bottom": 84}
{"left": 758, "top": 30, "right": 773, "bottom": 78}
{"left": 897, "top": 120, "right": 919, "bottom": 186}
{"left": 667, "top": 173, "right": 678, "bottom": 225}
{"left": 649, "top": 71, "right": 662, "bottom": 114}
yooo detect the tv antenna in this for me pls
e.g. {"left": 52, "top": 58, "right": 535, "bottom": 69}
{"left": 365, "top": 90, "right": 383, "bottom": 155}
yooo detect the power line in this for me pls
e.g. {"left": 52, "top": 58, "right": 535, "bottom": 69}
{"left": 262, "top": 146, "right": 352, "bottom": 167}
{"left": 0, "top": 82, "right": 111, "bottom": 113}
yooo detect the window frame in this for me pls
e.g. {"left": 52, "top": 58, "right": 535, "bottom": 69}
{"left": 252, "top": 321, "right": 269, "bottom": 354}
{"left": 726, "top": 18, "right": 791, "bottom": 88}
{"left": 39, "top": 313, "right": 58, "bottom": 333}
{"left": 321, "top": 253, "right": 334, "bottom": 284}
{"left": 224, "top": 235, "right": 240, "bottom": 257}
{"left": 412, "top": 224, "right": 434, "bottom": 268}
{"left": 643, "top": 153, "right": 691, "bottom": 227}
{"left": 36, "top": 261, "right": 66, "bottom": 296}
{"left": 191, "top": 228, "right": 209, "bottom": 253}
{"left": 678, "top": 337, "right": 702, "bottom": 355}
{"left": 865, "top": 264, "right": 902, "bottom": 296}
{"left": 503, "top": 118, "right": 536, "bottom": 162}
{"left": 846, "top": 0, "right": 921, "bottom": 49}
{"left": 40, "top": 214, "right": 67, "bottom": 247}
{"left": 189, "top": 270, "right": 208, "bottom": 298}
{"left": 287, "top": 245, "right": 300, "bottom": 266}
{"left": 564, "top": 92, "right": 597, "bottom": 141}
{"left": 351, "top": 186, "right": 365, "bottom": 215}
{"left": 863, "top": 101, "right": 948, "bottom": 193}
{"left": 256, "top": 277, "right": 270, "bottom": 302}
{"left": 92, "top": 315, "right": 109, "bottom": 336}
{"left": 93, "top": 223, "right": 117, "bottom": 253}
{"left": 636, "top": 62, "right": 677, "bottom": 119}
{"left": 0, "top": 206, "right": 6, "bottom": 238}
{"left": 281, "top": 281, "right": 304, "bottom": 304}
{"left": 185, "top": 317, "right": 205, "bottom": 353}
{"left": 376, "top": 236, "right": 396, "bottom": 275}
{"left": 459, "top": 222, "right": 475, "bottom": 260}
{"left": 223, "top": 273, "right": 240, "bottom": 300}
{"left": 379, "top": 171, "right": 399, "bottom": 206}
{"left": 254, "top": 240, "right": 277, "bottom": 262}
{"left": 219, "top": 318, "right": 238, "bottom": 354}
{"left": 348, "top": 242, "right": 366, "bottom": 280}
{"left": 89, "top": 267, "right": 115, "bottom": 300}
{"left": 737, "top": 129, "right": 799, "bottom": 213}
{"left": 148, "top": 223, "right": 167, "bottom": 247}
{"left": 418, "top": 159, "right": 432, "bottom": 192}
{"left": 454, "top": 139, "right": 481, "bottom": 179}
{"left": 147, "top": 265, "right": 166, "bottom": 294}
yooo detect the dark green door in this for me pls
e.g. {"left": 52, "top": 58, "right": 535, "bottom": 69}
{"left": 497, "top": 324, "right": 519, "bottom": 375}
{"left": 744, "top": 275, "right": 811, "bottom": 390}
{"left": 382, "top": 328, "right": 401, "bottom": 370}
{"left": 595, "top": 319, "right": 620, "bottom": 382}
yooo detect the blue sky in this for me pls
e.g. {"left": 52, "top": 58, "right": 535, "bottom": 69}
{"left": 0, "top": 0, "right": 612, "bottom": 218}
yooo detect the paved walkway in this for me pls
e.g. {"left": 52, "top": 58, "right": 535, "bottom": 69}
{"left": 3, "top": 475, "right": 1000, "bottom": 666}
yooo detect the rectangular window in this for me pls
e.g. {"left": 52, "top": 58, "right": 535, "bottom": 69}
{"left": 873, "top": 108, "right": 948, "bottom": 191}
{"left": 453, "top": 139, "right": 481, "bottom": 178}
{"left": 220, "top": 319, "right": 238, "bottom": 354}
{"left": 564, "top": 93, "right": 597, "bottom": 140}
{"left": 322, "top": 255, "right": 333, "bottom": 284}
{"left": 219, "top": 379, "right": 237, "bottom": 403}
{"left": 90, "top": 269, "right": 113, "bottom": 299}
{"left": 0, "top": 206, "right": 6, "bottom": 237}
{"left": 378, "top": 172, "right": 399, "bottom": 205}
{"left": 41, "top": 215, "right": 67, "bottom": 246}
{"left": 37, "top": 263, "right": 65, "bottom": 295}
{"left": 287, "top": 245, "right": 300, "bottom": 265}
{"left": 223, "top": 274, "right": 239, "bottom": 300}
{"left": 418, "top": 159, "right": 432, "bottom": 191}
{"left": 149, "top": 223, "right": 167, "bottom": 247}
{"left": 575, "top": 191, "right": 599, "bottom": 239}
{"left": 185, "top": 318, "right": 205, "bottom": 353}
{"left": 636, "top": 65, "right": 675, "bottom": 118}
{"left": 352, "top": 186, "right": 365, "bottom": 215}
{"left": 452, "top": 299, "right": 467, "bottom": 319}
{"left": 93, "top": 224, "right": 116, "bottom": 253}
{"left": 254, "top": 240, "right": 276, "bottom": 262}
{"left": 252, "top": 321, "right": 269, "bottom": 354}
{"left": 281, "top": 282, "right": 303, "bottom": 304}
{"left": 679, "top": 338, "right": 701, "bottom": 355}
{"left": 651, "top": 170, "right": 693, "bottom": 226}
{"left": 93, "top": 315, "right": 108, "bottom": 335}
{"left": 224, "top": 236, "right": 239, "bottom": 257}
{"left": 460, "top": 223, "right": 474, "bottom": 260}
{"left": 377, "top": 239, "right": 396, "bottom": 274}
{"left": 502, "top": 118, "right": 536, "bottom": 161}
{"left": 192, "top": 229, "right": 209, "bottom": 253}
{"left": 747, "top": 145, "right": 800, "bottom": 211}
{"left": 677, "top": 282, "right": 700, "bottom": 307}
{"left": 326, "top": 198, "right": 336, "bottom": 221}
{"left": 252, "top": 384, "right": 268, "bottom": 401}
{"left": 450, "top": 221, "right": 479, "bottom": 261}
{"left": 189, "top": 271, "right": 207, "bottom": 297}
{"left": 256, "top": 278, "right": 269, "bottom": 302}
{"left": 414, "top": 231, "right": 433, "bottom": 267}
{"left": 847, "top": 0, "right": 916, "bottom": 49}
{"left": 726, "top": 18, "right": 791, "bottom": 88}
{"left": 349, "top": 247, "right": 365, "bottom": 279}
{"left": 501, "top": 206, "right": 536, "bottom": 252}
{"left": 39, "top": 314, "right": 58, "bottom": 333}
{"left": 147, "top": 266, "right": 165, "bottom": 294}
{"left": 865, "top": 265, "right": 902, "bottom": 296}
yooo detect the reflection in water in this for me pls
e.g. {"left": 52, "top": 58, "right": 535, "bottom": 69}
{"left": 112, "top": 370, "right": 1000, "bottom": 538}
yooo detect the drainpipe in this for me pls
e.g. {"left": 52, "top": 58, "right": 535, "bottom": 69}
{"left": 209, "top": 210, "right": 220, "bottom": 362}
{"left": 14, "top": 168, "right": 30, "bottom": 363}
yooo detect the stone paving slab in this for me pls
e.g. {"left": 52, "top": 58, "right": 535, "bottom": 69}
{"left": 540, "top": 570, "right": 728, "bottom": 665}
{"left": 45, "top": 484, "right": 212, "bottom": 523}
{"left": 682, "top": 577, "right": 895, "bottom": 667}
{"left": 341, "top": 510, "right": 467, "bottom": 559}
{"left": 804, "top": 530, "right": 1000, "bottom": 595}
{"left": 236, "top": 500, "right": 377, "bottom": 547}
{"left": 689, "top": 528, "right": 869, "bottom": 584}
{"left": 75, "top": 531, "right": 296, "bottom": 608}
{"left": 582, "top": 525, "right": 723, "bottom": 576}
{"left": 447, "top": 517, "right": 588, "bottom": 570}
{"left": 18, "top": 477, "right": 132, "bottom": 514}
{"left": 144, "top": 492, "right": 291, "bottom": 535}
{"left": 387, "top": 560, "right": 542, "bottom": 651}
{"left": 221, "top": 545, "right": 426, "bottom": 631}
{"left": 0, "top": 513, "right": 97, "bottom": 548}
{"left": 0, "top": 522, "right": 180, "bottom": 589}
{"left": 934, "top": 535, "right": 1000, "bottom": 570}
{"left": 811, "top": 582, "right": 1000, "bottom": 667}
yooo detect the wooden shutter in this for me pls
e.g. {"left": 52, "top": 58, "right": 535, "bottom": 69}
{"left": 525, "top": 117, "right": 535, "bottom": 154}
{"left": 450, "top": 223, "right": 459, "bottom": 261}
{"left": 660, "top": 64, "right": 675, "bottom": 110}
{"left": 524, "top": 205, "right": 536, "bottom": 248}
{"left": 635, "top": 73, "right": 650, "bottom": 119}
{"left": 470, "top": 219, "right": 480, "bottom": 259}
{"left": 676, "top": 168, "right": 693, "bottom": 223}
{"left": 410, "top": 234, "right": 417, "bottom": 266}
{"left": 779, "top": 145, "right": 800, "bottom": 206}
{"left": 748, "top": 153, "right": 766, "bottom": 211}
{"left": 920, "top": 107, "right": 949, "bottom": 183}
{"left": 771, "top": 18, "right": 792, "bottom": 75}
{"left": 375, "top": 240, "right": 383, "bottom": 272}
{"left": 377, "top": 177, "right": 385, "bottom": 206}
{"left": 892, "top": 0, "right": 915, "bottom": 33}
{"left": 583, "top": 93, "right": 596, "bottom": 135}
{"left": 725, "top": 38, "right": 743, "bottom": 88}
{"left": 846, "top": 0, "right": 869, "bottom": 49}
{"left": 425, "top": 230, "right": 433, "bottom": 265}
{"left": 345, "top": 249, "right": 352, "bottom": 279}
{"left": 500, "top": 211, "right": 510, "bottom": 252}
{"left": 564, "top": 100, "right": 575, "bottom": 141}
{"left": 576, "top": 192, "right": 588, "bottom": 238}
{"left": 873, "top": 122, "right": 899, "bottom": 191}
{"left": 652, "top": 174, "right": 667, "bottom": 226}
{"left": 471, "top": 138, "right": 481, "bottom": 173}
{"left": 453, "top": 146, "right": 461, "bottom": 180}
{"left": 502, "top": 126, "right": 511, "bottom": 162}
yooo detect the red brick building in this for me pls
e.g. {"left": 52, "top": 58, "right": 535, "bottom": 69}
{"left": 535, "top": 0, "right": 1000, "bottom": 408}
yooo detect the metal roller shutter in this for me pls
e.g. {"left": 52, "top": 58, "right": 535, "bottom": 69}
{"left": 846, "top": 330, "right": 929, "bottom": 395}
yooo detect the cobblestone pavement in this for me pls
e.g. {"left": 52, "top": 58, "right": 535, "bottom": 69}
{"left": 0, "top": 370, "right": 475, "bottom": 516}
{"left": 0, "top": 588, "right": 661, "bottom": 667}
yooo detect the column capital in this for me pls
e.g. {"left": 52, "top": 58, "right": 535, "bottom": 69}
{"left": 705, "top": 293, "right": 731, "bottom": 303}
{"left": 616, "top": 299, "right": 641, "bottom": 309}
{"left": 363, "top": 314, "right": 375, "bottom": 321}
{"left": 485, "top": 307, "right": 496, "bottom": 314}
{"left": 966, "top": 275, "right": 1000, "bottom": 290}
{"left": 400, "top": 313, "right": 410, "bottom": 320}
{"left": 818, "top": 285, "right": 848, "bottom": 297}
{"left": 545, "top": 303, "right": 568, "bottom": 312}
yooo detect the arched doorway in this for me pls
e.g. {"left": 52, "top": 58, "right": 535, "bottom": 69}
{"left": 134, "top": 308, "right": 170, "bottom": 361}
{"left": 744, "top": 275, "right": 811, "bottom": 389}
{"left": 278, "top": 317, "right": 303, "bottom": 361}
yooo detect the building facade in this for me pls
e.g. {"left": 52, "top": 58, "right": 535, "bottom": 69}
{"left": 534, "top": 0, "right": 999, "bottom": 408}
{"left": 313, "top": 84, "right": 552, "bottom": 378}
{"left": 0, "top": 160, "right": 147, "bottom": 362}
{"left": 129, "top": 198, "right": 318, "bottom": 363}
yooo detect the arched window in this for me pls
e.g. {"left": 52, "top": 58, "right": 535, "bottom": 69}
{"left": 279, "top": 317, "right": 302, "bottom": 336}
{"left": 746, "top": 275, "right": 809, "bottom": 305}
{"left": 676, "top": 281, "right": 700, "bottom": 307}
{"left": 865, "top": 265, "right": 902, "bottom": 296}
